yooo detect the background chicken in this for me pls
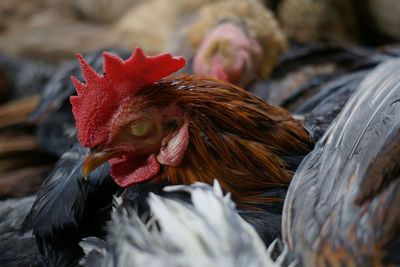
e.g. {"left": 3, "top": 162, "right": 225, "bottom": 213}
{"left": 282, "top": 57, "right": 400, "bottom": 266}
{"left": 113, "top": 0, "right": 286, "bottom": 88}
{"left": 185, "top": 0, "right": 287, "bottom": 87}
{"left": 259, "top": 44, "right": 400, "bottom": 141}
{"left": 21, "top": 47, "right": 313, "bottom": 266}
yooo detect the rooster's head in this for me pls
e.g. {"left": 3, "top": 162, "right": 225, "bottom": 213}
{"left": 70, "top": 48, "right": 188, "bottom": 187}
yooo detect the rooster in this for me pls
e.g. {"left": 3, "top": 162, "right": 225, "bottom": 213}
{"left": 71, "top": 47, "right": 312, "bottom": 206}
{"left": 22, "top": 47, "right": 313, "bottom": 266}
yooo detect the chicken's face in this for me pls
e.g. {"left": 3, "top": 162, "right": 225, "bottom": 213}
{"left": 193, "top": 22, "right": 263, "bottom": 87}
{"left": 70, "top": 48, "right": 188, "bottom": 187}
{"left": 93, "top": 100, "right": 188, "bottom": 187}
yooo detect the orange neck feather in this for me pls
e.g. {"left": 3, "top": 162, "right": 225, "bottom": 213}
{"left": 148, "top": 75, "right": 313, "bottom": 207}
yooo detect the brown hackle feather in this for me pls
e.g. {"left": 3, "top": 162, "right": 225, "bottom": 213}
{"left": 143, "top": 75, "right": 313, "bottom": 207}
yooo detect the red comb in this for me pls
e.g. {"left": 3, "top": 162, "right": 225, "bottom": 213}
{"left": 70, "top": 48, "right": 186, "bottom": 148}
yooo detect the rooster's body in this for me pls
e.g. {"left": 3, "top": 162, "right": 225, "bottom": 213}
{"left": 22, "top": 48, "right": 313, "bottom": 266}
{"left": 134, "top": 75, "right": 313, "bottom": 206}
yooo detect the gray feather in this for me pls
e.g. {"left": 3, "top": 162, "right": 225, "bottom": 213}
{"left": 282, "top": 58, "right": 400, "bottom": 266}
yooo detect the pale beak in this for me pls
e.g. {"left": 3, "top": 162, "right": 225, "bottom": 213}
{"left": 82, "top": 149, "right": 120, "bottom": 178}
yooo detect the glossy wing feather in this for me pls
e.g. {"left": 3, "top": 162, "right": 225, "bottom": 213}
{"left": 282, "top": 58, "right": 400, "bottom": 266}
{"left": 21, "top": 144, "right": 117, "bottom": 267}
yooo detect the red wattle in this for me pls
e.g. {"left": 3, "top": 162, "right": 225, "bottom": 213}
{"left": 110, "top": 154, "right": 160, "bottom": 187}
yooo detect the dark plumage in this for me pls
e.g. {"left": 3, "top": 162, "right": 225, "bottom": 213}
{"left": 282, "top": 58, "right": 400, "bottom": 266}
{"left": 299, "top": 70, "right": 369, "bottom": 141}
{"left": 251, "top": 44, "right": 397, "bottom": 111}
{"left": 250, "top": 44, "right": 400, "bottom": 145}
{"left": 21, "top": 144, "right": 117, "bottom": 267}
{"left": 0, "top": 196, "right": 41, "bottom": 267}
{"left": 0, "top": 54, "right": 53, "bottom": 103}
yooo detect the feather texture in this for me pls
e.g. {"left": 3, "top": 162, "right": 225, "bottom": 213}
{"left": 80, "top": 181, "right": 295, "bottom": 267}
{"left": 282, "top": 58, "right": 400, "bottom": 266}
{"left": 21, "top": 144, "right": 118, "bottom": 267}
{"left": 0, "top": 196, "right": 41, "bottom": 267}
{"left": 148, "top": 75, "right": 313, "bottom": 207}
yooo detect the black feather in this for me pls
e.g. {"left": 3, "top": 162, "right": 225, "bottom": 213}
{"left": 0, "top": 196, "right": 42, "bottom": 267}
{"left": 301, "top": 70, "right": 368, "bottom": 141}
{"left": 21, "top": 143, "right": 118, "bottom": 267}
{"left": 0, "top": 54, "right": 54, "bottom": 103}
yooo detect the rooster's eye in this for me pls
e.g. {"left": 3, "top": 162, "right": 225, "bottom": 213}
{"left": 166, "top": 117, "right": 179, "bottom": 130}
{"left": 130, "top": 121, "right": 152, "bottom": 137}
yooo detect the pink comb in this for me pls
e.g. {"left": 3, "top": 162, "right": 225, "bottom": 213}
{"left": 70, "top": 48, "right": 186, "bottom": 148}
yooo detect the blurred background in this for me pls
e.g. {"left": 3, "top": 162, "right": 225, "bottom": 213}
{"left": 1, "top": 0, "right": 400, "bottom": 200}
{"left": 1, "top": 0, "right": 399, "bottom": 62}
